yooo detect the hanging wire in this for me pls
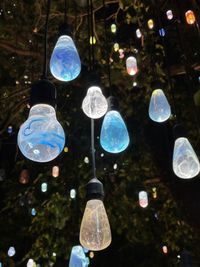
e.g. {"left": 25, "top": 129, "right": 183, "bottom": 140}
{"left": 90, "top": 0, "right": 95, "bottom": 68}
{"left": 64, "top": 0, "right": 67, "bottom": 23}
{"left": 91, "top": 119, "right": 96, "bottom": 178}
{"left": 42, "top": 0, "right": 51, "bottom": 79}
{"left": 87, "top": 0, "right": 92, "bottom": 70}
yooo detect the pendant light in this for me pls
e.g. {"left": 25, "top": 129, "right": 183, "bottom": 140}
{"left": 100, "top": 96, "right": 130, "bottom": 153}
{"left": 50, "top": 0, "right": 81, "bottom": 82}
{"left": 126, "top": 56, "right": 138, "bottom": 76}
{"left": 69, "top": 246, "right": 89, "bottom": 267}
{"left": 79, "top": 178, "right": 112, "bottom": 251}
{"left": 17, "top": 0, "right": 65, "bottom": 162}
{"left": 172, "top": 125, "right": 200, "bottom": 179}
{"left": 148, "top": 89, "right": 171, "bottom": 123}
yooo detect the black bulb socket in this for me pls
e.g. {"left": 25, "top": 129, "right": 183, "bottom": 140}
{"left": 58, "top": 23, "right": 72, "bottom": 36}
{"left": 86, "top": 178, "right": 104, "bottom": 201}
{"left": 87, "top": 71, "right": 101, "bottom": 87}
{"left": 173, "top": 124, "right": 187, "bottom": 140}
{"left": 30, "top": 79, "right": 57, "bottom": 108}
{"left": 151, "top": 80, "right": 163, "bottom": 89}
{"left": 107, "top": 96, "right": 119, "bottom": 111}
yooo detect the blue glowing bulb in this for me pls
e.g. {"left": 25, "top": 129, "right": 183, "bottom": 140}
{"left": 69, "top": 246, "right": 89, "bottom": 267}
{"left": 100, "top": 110, "right": 129, "bottom": 153}
{"left": 149, "top": 89, "right": 171, "bottom": 123}
{"left": 17, "top": 104, "right": 65, "bottom": 163}
{"left": 50, "top": 35, "right": 81, "bottom": 82}
{"left": 31, "top": 208, "right": 36, "bottom": 216}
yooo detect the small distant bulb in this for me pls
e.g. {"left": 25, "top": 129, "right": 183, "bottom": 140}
{"left": 84, "top": 157, "right": 90, "bottom": 164}
{"left": 31, "top": 208, "right": 36, "bottom": 216}
{"left": 139, "top": 191, "right": 148, "bottom": 208}
{"left": 27, "top": 259, "right": 35, "bottom": 267}
{"left": 152, "top": 187, "right": 157, "bottom": 199}
{"left": 159, "top": 28, "right": 165, "bottom": 37}
{"left": 162, "top": 246, "right": 168, "bottom": 254}
{"left": 7, "top": 125, "right": 13, "bottom": 134}
{"left": 136, "top": 28, "right": 142, "bottom": 38}
{"left": 185, "top": 10, "right": 196, "bottom": 25}
{"left": 8, "top": 247, "right": 16, "bottom": 257}
{"left": 52, "top": 252, "right": 56, "bottom": 257}
{"left": 52, "top": 166, "right": 59, "bottom": 177}
{"left": 70, "top": 189, "right": 76, "bottom": 199}
{"left": 133, "top": 82, "right": 137, "bottom": 87}
{"left": 64, "top": 146, "right": 68, "bottom": 152}
{"left": 111, "top": 24, "right": 117, "bottom": 33}
{"left": 90, "top": 36, "right": 96, "bottom": 45}
{"left": 166, "top": 10, "right": 173, "bottom": 20}
{"left": 113, "top": 43, "right": 119, "bottom": 52}
{"left": 113, "top": 163, "right": 118, "bottom": 170}
{"left": 41, "top": 182, "right": 47, "bottom": 193}
{"left": 147, "top": 19, "right": 154, "bottom": 29}
{"left": 89, "top": 251, "right": 94, "bottom": 258}
{"left": 126, "top": 56, "right": 138, "bottom": 76}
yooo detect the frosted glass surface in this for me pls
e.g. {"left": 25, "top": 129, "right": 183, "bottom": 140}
{"left": 100, "top": 110, "right": 129, "bottom": 153}
{"left": 126, "top": 56, "right": 138, "bottom": 76}
{"left": 50, "top": 35, "right": 81, "bottom": 82}
{"left": 69, "top": 246, "right": 89, "bottom": 267}
{"left": 82, "top": 86, "right": 108, "bottom": 119}
{"left": 139, "top": 191, "right": 148, "bottom": 208}
{"left": 18, "top": 104, "right": 65, "bottom": 162}
{"left": 80, "top": 199, "right": 111, "bottom": 251}
{"left": 173, "top": 137, "right": 200, "bottom": 179}
{"left": 149, "top": 89, "right": 171, "bottom": 122}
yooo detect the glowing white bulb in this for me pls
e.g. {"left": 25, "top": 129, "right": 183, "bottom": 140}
{"left": 41, "top": 182, "right": 48, "bottom": 192}
{"left": 149, "top": 89, "right": 171, "bottom": 122}
{"left": 70, "top": 189, "right": 76, "bottom": 199}
{"left": 17, "top": 104, "right": 65, "bottom": 163}
{"left": 126, "top": 56, "right": 138, "bottom": 76}
{"left": 80, "top": 199, "right": 112, "bottom": 251}
{"left": 136, "top": 28, "right": 142, "bottom": 38}
{"left": 166, "top": 10, "right": 173, "bottom": 20}
{"left": 27, "top": 259, "right": 35, "bottom": 267}
{"left": 139, "top": 191, "right": 148, "bottom": 208}
{"left": 82, "top": 86, "right": 108, "bottom": 119}
{"left": 173, "top": 137, "right": 200, "bottom": 179}
{"left": 8, "top": 247, "right": 16, "bottom": 257}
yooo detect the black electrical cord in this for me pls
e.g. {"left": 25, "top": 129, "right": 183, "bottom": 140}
{"left": 90, "top": 0, "right": 95, "bottom": 68}
{"left": 64, "top": 0, "right": 67, "bottom": 23}
{"left": 42, "top": 0, "right": 51, "bottom": 79}
{"left": 87, "top": 0, "right": 92, "bottom": 70}
{"left": 91, "top": 119, "right": 96, "bottom": 178}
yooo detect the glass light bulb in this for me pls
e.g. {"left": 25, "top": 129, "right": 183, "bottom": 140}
{"left": 185, "top": 10, "right": 196, "bottom": 25}
{"left": 126, "top": 56, "right": 138, "bottom": 76}
{"left": 80, "top": 199, "right": 111, "bottom": 251}
{"left": 69, "top": 246, "right": 89, "bottom": 267}
{"left": 70, "top": 189, "right": 76, "bottom": 199}
{"left": 139, "top": 191, "right": 148, "bottom": 208}
{"left": 159, "top": 28, "right": 165, "bottom": 37}
{"left": 100, "top": 110, "right": 129, "bottom": 153}
{"left": 27, "top": 259, "right": 35, "bottom": 267}
{"left": 50, "top": 35, "right": 81, "bottom": 82}
{"left": 173, "top": 137, "right": 200, "bottom": 179}
{"left": 17, "top": 104, "right": 65, "bottom": 163}
{"left": 82, "top": 86, "right": 108, "bottom": 119}
{"left": 113, "top": 43, "right": 119, "bottom": 52}
{"left": 136, "top": 28, "right": 142, "bottom": 38}
{"left": 166, "top": 10, "right": 173, "bottom": 20}
{"left": 41, "top": 182, "right": 47, "bottom": 192}
{"left": 111, "top": 24, "right": 117, "bottom": 33}
{"left": 147, "top": 19, "right": 154, "bottom": 29}
{"left": 149, "top": 89, "right": 171, "bottom": 122}
{"left": 8, "top": 247, "right": 16, "bottom": 257}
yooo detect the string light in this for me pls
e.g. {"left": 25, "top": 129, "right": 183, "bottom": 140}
{"left": 70, "top": 189, "right": 76, "bottom": 199}
{"left": 8, "top": 247, "right": 16, "bottom": 257}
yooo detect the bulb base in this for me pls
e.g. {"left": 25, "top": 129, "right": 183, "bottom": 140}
{"left": 107, "top": 96, "right": 119, "bottom": 111}
{"left": 86, "top": 178, "right": 104, "bottom": 201}
{"left": 87, "top": 71, "right": 101, "bottom": 87}
{"left": 30, "top": 79, "right": 57, "bottom": 108}
{"left": 173, "top": 124, "right": 187, "bottom": 140}
{"left": 58, "top": 23, "right": 72, "bottom": 36}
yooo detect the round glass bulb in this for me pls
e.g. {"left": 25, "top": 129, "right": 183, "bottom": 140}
{"left": 138, "top": 191, "right": 148, "bottom": 208}
{"left": 50, "top": 35, "right": 81, "bottom": 82}
{"left": 17, "top": 104, "right": 65, "bottom": 163}
{"left": 173, "top": 137, "right": 200, "bottom": 179}
{"left": 82, "top": 86, "right": 108, "bottom": 119}
{"left": 126, "top": 56, "right": 138, "bottom": 76}
{"left": 8, "top": 247, "right": 16, "bottom": 257}
{"left": 148, "top": 89, "right": 171, "bottom": 123}
{"left": 100, "top": 110, "right": 130, "bottom": 153}
{"left": 80, "top": 199, "right": 112, "bottom": 251}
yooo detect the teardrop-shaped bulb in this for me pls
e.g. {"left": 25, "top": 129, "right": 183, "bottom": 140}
{"left": 173, "top": 137, "right": 200, "bottom": 179}
{"left": 79, "top": 199, "right": 112, "bottom": 251}
{"left": 126, "top": 56, "right": 138, "bottom": 76}
{"left": 50, "top": 35, "right": 81, "bottom": 82}
{"left": 17, "top": 104, "right": 65, "bottom": 162}
{"left": 69, "top": 246, "right": 89, "bottom": 267}
{"left": 100, "top": 110, "right": 129, "bottom": 153}
{"left": 149, "top": 89, "right": 171, "bottom": 122}
{"left": 82, "top": 86, "right": 108, "bottom": 119}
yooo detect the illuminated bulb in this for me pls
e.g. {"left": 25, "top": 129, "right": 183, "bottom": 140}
{"left": 185, "top": 10, "right": 196, "bottom": 25}
{"left": 90, "top": 36, "right": 96, "bottom": 45}
{"left": 27, "top": 259, "right": 36, "bottom": 267}
{"left": 119, "top": 49, "right": 124, "bottom": 59}
{"left": 70, "top": 189, "right": 76, "bottom": 199}
{"left": 149, "top": 89, "right": 171, "bottom": 122}
{"left": 7, "top": 125, "right": 13, "bottom": 134}
{"left": 152, "top": 187, "right": 157, "bottom": 199}
{"left": 0, "top": 262, "right": 2, "bottom": 267}
{"left": 52, "top": 166, "right": 59, "bottom": 177}
{"left": 136, "top": 28, "right": 142, "bottom": 38}
{"left": 8, "top": 247, "right": 16, "bottom": 257}
{"left": 113, "top": 43, "right": 119, "bottom": 52}
{"left": 159, "top": 28, "right": 165, "bottom": 37}
{"left": 64, "top": 146, "right": 68, "bottom": 152}
{"left": 19, "top": 167, "right": 29, "bottom": 184}
{"left": 166, "top": 10, "right": 173, "bottom": 20}
{"left": 89, "top": 251, "right": 94, "bottom": 258}
{"left": 41, "top": 182, "right": 48, "bottom": 192}
{"left": 133, "top": 81, "right": 137, "bottom": 87}
{"left": 82, "top": 86, "right": 108, "bottom": 119}
{"left": 17, "top": 104, "right": 65, "bottom": 162}
{"left": 173, "top": 137, "right": 200, "bottom": 179}
{"left": 162, "top": 246, "right": 168, "bottom": 254}
{"left": 126, "top": 56, "right": 138, "bottom": 76}
{"left": 111, "top": 24, "right": 117, "bottom": 33}
{"left": 50, "top": 35, "right": 81, "bottom": 82}
{"left": 100, "top": 110, "right": 129, "bottom": 153}
{"left": 80, "top": 178, "right": 112, "bottom": 251}
{"left": 84, "top": 157, "right": 90, "bottom": 164}
{"left": 139, "top": 191, "right": 148, "bottom": 208}
{"left": 69, "top": 246, "right": 89, "bottom": 267}
{"left": 147, "top": 19, "right": 154, "bottom": 29}
{"left": 31, "top": 208, "right": 36, "bottom": 216}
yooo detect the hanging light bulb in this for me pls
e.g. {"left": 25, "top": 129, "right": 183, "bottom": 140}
{"left": 52, "top": 166, "right": 59, "bottom": 177}
{"left": 17, "top": 80, "right": 65, "bottom": 163}
{"left": 19, "top": 166, "right": 29, "bottom": 184}
{"left": 113, "top": 43, "right": 119, "bottom": 52}
{"left": 82, "top": 86, "right": 108, "bottom": 119}
{"left": 90, "top": 36, "right": 96, "bottom": 45}
{"left": 100, "top": 97, "right": 129, "bottom": 153}
{"left": 136, "top": 28, "right": 142, "bottom": 38}
{"left": 27, "top": 259, "right": 36, "bottom": 267}
{"left": 41, "top": 182, "right": 48, "bottom": 192}
{"left": 185, "top": 10, "right": 196, "bottom": 25}
{"left": 162, "top": 246, "right": 168, "bottom": 254}
{"left": 159, "top": 28, "right": 165, "bottom": 37}
{"left": 166, "top": 10, "right": 173, "bottom": 20}
{"left": 70, "top": 189, "right": 76, "bottom": 199}
{"left": 69, "top": 246, "right": 89, "bottom": 267}
{"left": 138, "top": 191, "right": 148, "bottom": 208}
{"left": 8, "top": 247, "right": 16, "bottom": 257}
{"left": 50, "top": 24, "right": 81, "bottom": 82}
{"left": 148, "top": 89, "right": 171, "bottom": 123}
{"left": 111, "top": 23, "right": 117, "bottom": 33}
{"left": 147, "top": 19, "right": 154, "bottom": 29}
{"left": 172, "top": 126, "right": 200, "bottom": 178}
{"left": 80, "top": 178, "right": 112, "bottom": 251}
{"left": 126, "top": 56, "right": 138, "bottom": 76}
